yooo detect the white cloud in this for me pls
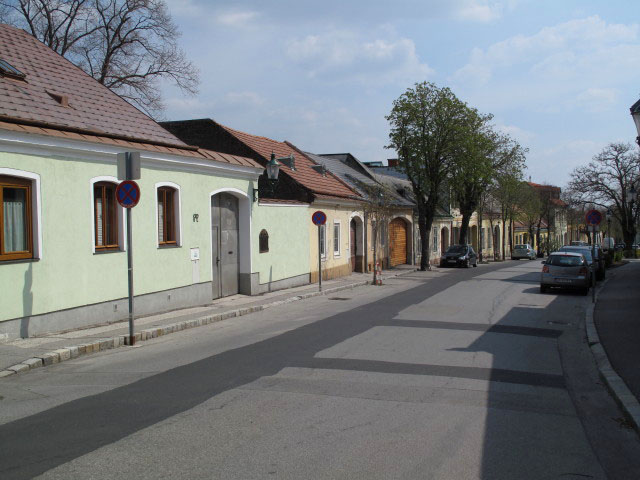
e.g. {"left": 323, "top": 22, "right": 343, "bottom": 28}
{"left": 286, "top": 30, "right": 433, "bottom": 86}
{"left": 455, "top": 16, "right": 639, "bottom": 85}
{"left": 224, "top": 91, "right": 265, "bottom": 106}
{"left": 455, "top": 0, "right": 503, "bottom": 22}
{"left": 453, "top": 16, "right": 640, "bottom": 115}
{"left": 574, "top": 88, "right": 618, "bottom": 112}
{"left": 217, "top": 11, "right": 259, "bottom": 27}
{"left": 495, "top": 123, "right": 535, "bottom": 143}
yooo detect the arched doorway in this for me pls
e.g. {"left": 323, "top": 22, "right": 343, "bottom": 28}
{"left": 389, "top": 217, "right": 408, "bottom": 266}
{"left": 211, "top": 192, "right": 240, "bottom": 299}
{"left": 350, "top": 215, "right": 364, "bottom": 272}
{"left": 440, "top": 226, "right": 449, "bottom": 255}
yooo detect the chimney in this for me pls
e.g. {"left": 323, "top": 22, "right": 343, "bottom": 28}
{"left": 388, "top": 158, "right": 398, "bottom": 167}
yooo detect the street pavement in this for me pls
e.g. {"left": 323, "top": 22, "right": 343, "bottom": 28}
{"left": 595, "top": 260, "right": 640, "bottom": 406}
{"left": 1, "top": 260, "right": 639, "bottom": 479}
{"left": 0, "top": 266, "right": 415, "bottom": 373}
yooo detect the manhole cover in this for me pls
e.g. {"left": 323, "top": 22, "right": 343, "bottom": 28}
{"left": 328, "top": 297, "right": 351, "bottom": 301}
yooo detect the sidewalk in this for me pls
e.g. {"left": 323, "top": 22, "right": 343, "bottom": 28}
{"left": 0, "top": 266, "right": 418, "bottom": 377}
{"left": 589, "top": 259, "right": 640, "bottom": 431}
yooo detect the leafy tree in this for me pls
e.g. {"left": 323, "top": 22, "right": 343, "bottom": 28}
{"left": 449, "top": 110, "right": 494, "bottom": 245}
{"left": 1, "top": 0, "right": 199, "bottom": 116}
{"left": 515, "top": 182, "right": 542, "bottom": 247}
{"left": 492, "top": 166, "right": 522, "bottom": 259}
{"left": 451, "top": 124, "right": 526, "bottom": 248}
{"left": 387, "top": 82, "right": 470, "bottom": 270}
{"left": 568, "top": 143, "right": 640, "bottom": 251}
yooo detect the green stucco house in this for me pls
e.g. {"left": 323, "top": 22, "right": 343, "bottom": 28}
{"left": 0, "top": 24, "right": 309, "bottom": 340}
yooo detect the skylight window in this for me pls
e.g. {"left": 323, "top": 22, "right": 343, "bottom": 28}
{"left": 0, "top": 59, "right": 26, "bottom": 80}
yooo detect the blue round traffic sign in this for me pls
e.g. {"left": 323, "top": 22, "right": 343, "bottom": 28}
{"left": 585, "top": 209, "right": 602, "bottom": 226}
{"left": 312, "top": 210, "right": 327, "bottom": 226}
{"left": 116, "top": 180, "right": 140, "bottom": 208}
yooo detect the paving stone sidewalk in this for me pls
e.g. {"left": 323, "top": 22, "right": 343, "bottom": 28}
{"left": 1, "top": 266, "right": 421, "bottom": 377}
{"left": 587, "top": 259, "right": 640, "bottom": 433}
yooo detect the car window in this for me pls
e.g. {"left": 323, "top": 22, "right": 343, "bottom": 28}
{"left": 548, "top": 255, "right": 584, "bottom": 266}
{"left": 446, "top": 245, "right": 465, "bottom": 254}
{"left": 515, "top": 244, "right": 526, "bottom": 249}
{"left": 559, "top": 247, "right": 593, "bottom": 262}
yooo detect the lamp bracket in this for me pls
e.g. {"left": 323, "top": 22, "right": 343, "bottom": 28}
{"left": 277, "top": 154, "right": 295, "bottom": 170}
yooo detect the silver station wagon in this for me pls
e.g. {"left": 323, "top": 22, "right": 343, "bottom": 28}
{"left": 540, "top": 251, "right": 590, "bottom": 295}
{"left": 512, "top": 243, "right": 536, "bottom": 260}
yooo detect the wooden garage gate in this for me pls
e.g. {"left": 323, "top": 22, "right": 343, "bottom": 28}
{"left": 389, "top": 218, "right": 408, "bottom": 266}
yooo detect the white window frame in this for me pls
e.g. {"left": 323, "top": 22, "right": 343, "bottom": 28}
{"left": 155, "top": 181, "right": 182, "bottom": 248}
{"left": 90, "top": 176, "right": 125, "bottom": 254}
{"left": 333, "top": 220, "right": 341, "bottom": 257}
{"left": 0, "top": 168, "right": 42, "bottom": 260}
{"left": 432, "top": 226, "right": 438, "bottom": 252}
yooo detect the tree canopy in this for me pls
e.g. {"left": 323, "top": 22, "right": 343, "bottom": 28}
{"left": 568, "top": 142, "right": 640, "bottom": 248}
{"left": 386, "top": 81, "right": 471, "bottom": 270}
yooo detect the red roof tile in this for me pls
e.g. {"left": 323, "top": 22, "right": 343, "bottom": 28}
{"left": 0, "top": 24, "right": 186, "bottom": 148}
{"left": 221, "top": 124, "right": 360, "bottom": 200}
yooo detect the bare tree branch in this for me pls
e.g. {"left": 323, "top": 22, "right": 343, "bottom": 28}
{"left": 1, "top": 0, "right": 199, "bottom": 117}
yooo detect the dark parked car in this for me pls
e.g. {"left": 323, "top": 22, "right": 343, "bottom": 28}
{"left": 440, "top": 244, "right": 478, "bottom": 268}
{"left": 540, "top": 252, "right": 590, "bottom": 295}
{"left": 558, "top": 245, "right": 604, "bottom": 280}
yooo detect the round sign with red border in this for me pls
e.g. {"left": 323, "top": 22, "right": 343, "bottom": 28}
{"left": 116, "top": 180, "right": 141, "bottom": 208}
{"left": 312, "top": 210, "right": 327, "bottom": 226}
{"left": 585, "top": 209, "right": 602, "bottom": 226}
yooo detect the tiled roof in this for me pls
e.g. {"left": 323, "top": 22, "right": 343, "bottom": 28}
{"left": 0, "top": 23, "right": 186, "bottom": 148}
{"left": 0, "top": 120, "right": 262, "bottom": 169}
{"left": 220, "top": 124, "right": 359, "bottom": 200}
{"left": 307, "top": 151, "right": 414, "bottom": 208}
{"left": 258, "top": 198, "right": 309, "bottom": 205}
{"left": 527, "top": 181, "right": 561, "bottom": 192}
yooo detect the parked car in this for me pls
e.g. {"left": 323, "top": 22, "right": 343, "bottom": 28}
{"left": 615, "top": 243, "right": 626, "bottom": 251}
{"left": 558, "top": 245, "right": 604, "bottom": 280}
{"left": 540, "top": 252, "right": 590, "bottom": 295}
{"left": 440, "top": 244, "right": 478, "bottom": 268}
{"left": 511, "top": 244, "right": 536, "bottom": 260}
{"left": 602, "top": 237, "right": 615, "bottom": 251}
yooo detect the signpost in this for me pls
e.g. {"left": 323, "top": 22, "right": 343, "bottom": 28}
{"left": 116, "top": 153, "right": 141, "bottom": 345}
{"left": 312, "top": 211, "right": 327, "bottom": 292}
{"left": 585, "top": 210, "right": 602, "bottom": 303}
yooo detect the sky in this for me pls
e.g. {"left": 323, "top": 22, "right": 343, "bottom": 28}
{"left": 161, "top": 0, "right": 640, "bottom": 188}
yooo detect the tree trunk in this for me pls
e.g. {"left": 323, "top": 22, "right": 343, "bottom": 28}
{"left": 477, "top": 207, "right": 484, "bottom": 262}
{"left": 501, "top": 218, "right": 506, "bottom": 260}
{"left": 458, "top": 206, "right": 474, "bottom": 245}
{"left": 372, "top": 223, "right": 378, "bottom": 284}
{"left": 417, "top": 203, "right": 429, "bottom": 271}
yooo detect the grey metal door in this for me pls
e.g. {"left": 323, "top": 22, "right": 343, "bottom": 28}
{"left": 211, "top": 193, "right": 239, "bottom": 299}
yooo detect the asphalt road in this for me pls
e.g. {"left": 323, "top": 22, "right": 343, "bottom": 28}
{"left": 1, "top": 260, "right": 639, "bottom": 479}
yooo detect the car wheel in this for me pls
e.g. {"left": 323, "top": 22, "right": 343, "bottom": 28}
{"left": 540, "top": 285, "right": 546, "bottom": 293}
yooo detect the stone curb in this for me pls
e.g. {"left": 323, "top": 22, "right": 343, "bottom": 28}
{"left": 585, "top": 270, "right": 640, "bottom": 434}
{"left": 0, "top": 268, "right": 417, "bottom": 379}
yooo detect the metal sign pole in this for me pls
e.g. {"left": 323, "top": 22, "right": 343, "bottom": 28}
{"left": 126, "top": 154, "right": 135, "bottom": 345}
{"left": 318, "top": 224, "right": 322, "bottom": 292}
{"left": 591, "top": 225, "right": 596, "bottom": 304}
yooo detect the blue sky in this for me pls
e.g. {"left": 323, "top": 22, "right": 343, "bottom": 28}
{"left": 161, "top": 0, "right": 640, "bottom": 187}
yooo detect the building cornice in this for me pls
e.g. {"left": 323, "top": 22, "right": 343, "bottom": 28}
{"left": 0, "top": 128, "right": 263, "bottom": 181}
